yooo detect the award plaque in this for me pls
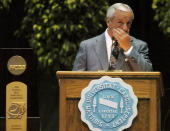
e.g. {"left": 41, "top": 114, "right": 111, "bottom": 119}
{"left": 0, "top": 48, "right": 40, "bottom": 131}
{"left": 6, "top": 81, "right": 27, "bottom": 131}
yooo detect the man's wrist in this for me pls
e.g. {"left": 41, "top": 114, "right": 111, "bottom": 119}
{"left": 124, "top": 46, "right": 133, "bottom": 56}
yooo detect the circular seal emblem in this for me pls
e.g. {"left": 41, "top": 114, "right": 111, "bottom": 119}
{"left": 7, "top": 55, "right": 27, "bottom": 76}
{"left": 78, "top": 76, "right": 138, "bottom": 131}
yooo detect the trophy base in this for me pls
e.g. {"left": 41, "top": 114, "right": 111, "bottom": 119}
{"left": 0, "top": 117, "right": 40, "bottom": 131}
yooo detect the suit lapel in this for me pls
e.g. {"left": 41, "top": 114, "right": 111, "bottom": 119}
{"left": 93, "top": 33, "right": 109, "bottom": 70}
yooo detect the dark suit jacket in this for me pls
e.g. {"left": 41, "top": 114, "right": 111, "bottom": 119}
{"left": 72, "top": 33, "right": 152, "bottom": 71}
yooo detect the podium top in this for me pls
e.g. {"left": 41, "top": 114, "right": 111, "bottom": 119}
{"left": 57, "top": 71, "right": 164, "bottom": 97}
{"left": 56, "top": 71, "right": 161, "bottom": 79}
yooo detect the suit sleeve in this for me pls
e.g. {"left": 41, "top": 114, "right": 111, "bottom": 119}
{"left": 126, "top": 41, "right": 153, "bottom": 71}
{"left": 72, "top": 42, "right": 87, "bottom": 71}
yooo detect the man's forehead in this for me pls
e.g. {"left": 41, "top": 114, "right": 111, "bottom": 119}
{"left": 114, "top": 10, "right": 133, "bottom": 19}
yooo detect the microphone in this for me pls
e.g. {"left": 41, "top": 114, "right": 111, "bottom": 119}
{"left": 114, "top": 41, "right": 119, "bottom": 47}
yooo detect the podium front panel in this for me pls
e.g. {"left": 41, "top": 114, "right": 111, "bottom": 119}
{"left": 57, "top": 71, "right": 163, "bottom": 131}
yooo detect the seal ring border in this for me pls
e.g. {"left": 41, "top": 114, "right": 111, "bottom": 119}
{"left": 78, "top": 76, "right": 138, "bottom": 131}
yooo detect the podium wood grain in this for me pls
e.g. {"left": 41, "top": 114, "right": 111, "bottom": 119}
{"left": 57, "top": 71, "right": 163, "bottom": 131}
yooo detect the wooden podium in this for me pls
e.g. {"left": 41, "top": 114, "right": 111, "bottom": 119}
{"left": 56, "top": 71, "right": 164, "bottom": 131}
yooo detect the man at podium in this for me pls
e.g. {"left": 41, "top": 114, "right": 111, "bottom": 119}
{"left": 72, "top": 3, "right": 152, "bottom": 71}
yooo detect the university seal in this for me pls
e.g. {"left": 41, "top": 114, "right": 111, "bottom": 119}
{"left": 78, "top": 76, "right": 138, "bottom": 131}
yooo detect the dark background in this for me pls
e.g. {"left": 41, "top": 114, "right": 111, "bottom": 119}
{"left": 0, "top": 0, "right": 170, "bottom": 130}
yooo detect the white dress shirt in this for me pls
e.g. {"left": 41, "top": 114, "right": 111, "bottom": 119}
{"left": 104, "top": 29, "right": 133, "bottom": 62}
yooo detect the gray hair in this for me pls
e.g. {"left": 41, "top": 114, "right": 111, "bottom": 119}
{"left": 106, "top": 3, "right": 134, "bottom": 20}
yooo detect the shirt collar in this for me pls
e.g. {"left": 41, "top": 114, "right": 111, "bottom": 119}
{"left": 105, "top": 28, "right": 112, "bottom": 44}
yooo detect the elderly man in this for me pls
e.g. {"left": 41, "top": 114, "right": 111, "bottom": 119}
{"left": 73, "top": 3, "right": 152, "bottom": 71}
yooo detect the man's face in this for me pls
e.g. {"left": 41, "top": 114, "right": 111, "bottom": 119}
{"left": 106, "top": 9, "right": 133, "bottom": 34}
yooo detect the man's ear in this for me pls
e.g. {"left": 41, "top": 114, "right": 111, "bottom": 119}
{"left": 106, "top": 17, "right": 112, "bottom": 28}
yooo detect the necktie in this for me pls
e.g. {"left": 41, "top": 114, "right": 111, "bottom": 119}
{"left": 109, "top": 41, "right": 119, "bottom": 70}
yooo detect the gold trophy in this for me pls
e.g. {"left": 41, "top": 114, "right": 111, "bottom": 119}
{"left": 6, "top": 55, "right": 27, "bottom": 131}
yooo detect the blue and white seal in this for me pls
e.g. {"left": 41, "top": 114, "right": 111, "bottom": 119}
{"left": 78, "top": 76, "right": 138, "bottom": 131}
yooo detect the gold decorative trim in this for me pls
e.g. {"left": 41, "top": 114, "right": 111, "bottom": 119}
{"left": 8, "top": 103, "right": 26, "bottom": 119}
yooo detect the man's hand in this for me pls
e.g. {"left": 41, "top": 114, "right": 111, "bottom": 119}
{"left": 112, "top": 28, "right": 131, "bottom": 51}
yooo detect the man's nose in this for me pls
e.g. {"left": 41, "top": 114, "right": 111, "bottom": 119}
{"left": 122, "top": 24, "right": 128, "bottom": 32}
